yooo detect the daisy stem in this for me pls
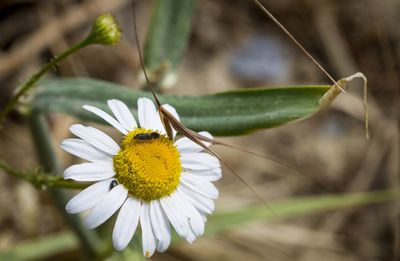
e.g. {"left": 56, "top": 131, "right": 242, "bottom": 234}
{"left": 28, "top": 113, "right": 106, "bottom": 259}
{"left": 0, "top": 13, "right": 122, "bottom": 126}
{"left": 0, "top": 39, "right": 91, "bottom": 126}
{"left": 0, "top": 162, "right": 89, "bottom": 190}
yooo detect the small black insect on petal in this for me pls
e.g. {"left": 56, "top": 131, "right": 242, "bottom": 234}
{"left": 109, "top": 180, "right": 118, "bottom": 191}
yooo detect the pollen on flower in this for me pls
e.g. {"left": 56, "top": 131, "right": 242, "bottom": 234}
{"left": 113, "top": 128, "right": 182, "bottom": 201}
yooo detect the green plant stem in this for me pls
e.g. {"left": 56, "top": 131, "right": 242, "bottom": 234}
{"left": 0, "top": 162, "right": 89, "bottom": 189}
{"left": 0, "top": 39, "right": 90, "bottom": 125}
{"left": 29, "top": 113, "right": 105, "bottom": 259}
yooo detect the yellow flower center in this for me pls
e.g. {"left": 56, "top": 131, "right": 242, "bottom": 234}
{"left": 113, "top": 128, "right": 181, "bottom": 201}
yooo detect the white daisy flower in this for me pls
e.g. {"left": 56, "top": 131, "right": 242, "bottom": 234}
{"left": 61, "top": 98, "right": 221, "bottom": 257}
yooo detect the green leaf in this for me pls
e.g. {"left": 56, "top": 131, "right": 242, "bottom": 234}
{"left": 33, "top": 77, "right": 331, "bottom": 136}
{"left": 0, "top": 232, "right": 77, "bottom": 261}
{"left": 144, "top": 0, "right": 196, "bottom": 71}
{"left": 203, "top": 189, "right": 399, "bottom": 237}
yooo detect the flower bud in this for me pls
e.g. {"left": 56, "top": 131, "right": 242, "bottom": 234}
{"left": 86, "top": 14, "right": 122, "bottom": 45}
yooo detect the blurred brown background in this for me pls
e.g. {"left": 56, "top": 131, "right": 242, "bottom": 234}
{"left": 0, "top": 0, "right": 399, "bottom": 260}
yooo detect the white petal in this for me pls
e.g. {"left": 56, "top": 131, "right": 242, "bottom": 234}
{"left": 66, "top": 179, "right": 112, "bottom": 214}
{"left": 200, "top": 213, "right": 207, "bottom": 223}
{"left": 70, "top": 124, "right": 120, "bottom": 155}
{"left": 137, "top": 97, "right": 165, "bottom": 133}
{"left": 149, "top": 201, "right": 171, "bottom": 252}
{"left": 175, "top": 132, "right": 213, "bottom": 153}
{"left": 161, "top": 104, "right": 180, "bottom": 138}
{"left": 178, "top": 186, "right": 215, "bottom": 215}
{"left": 184, "top": 168, "right": 222, "bottom": 182}
{"left": 160, "top": 196, "right": 189, "bottom": 238}
{"left": 181, "top": 174, "right": 219, "bottom": 199}
{"left": 85, "top": 185, "right": 128, "bottom": 229}
{"left": 181, "top": 152, "right": 220, "bottom": 170}
{"left": 161, "top": 104, "right": 180, "bottom": 122}
{"left": 185, "top": 228, "right": 197, "bottom": 244}
{"left": 83, "top": 105, "right": 128, "bottom": 134}
{"left": 107, "top": 99, "right": 137, "bottom": 131}
{"left": 61, "top": 138, "right": 111, "bottom": 162}
{"left": 112, "top": 197, "right": 141, "bottom": 251}
{"left": 64, "top": 161, "right": 115, "bottom": 182}
{"left": 140, "top": 203, "right": 156, "bottom": 258}
{"left": 171, "top": 190, "right": 204, "bottom": 237}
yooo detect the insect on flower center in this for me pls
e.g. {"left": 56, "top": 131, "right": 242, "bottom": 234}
{"left": 113, "top": 128, "right": 181, "bottom": 201}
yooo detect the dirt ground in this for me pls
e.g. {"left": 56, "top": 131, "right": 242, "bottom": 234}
{"left": 0, "top": 0, "right": 399, "bottom": 260}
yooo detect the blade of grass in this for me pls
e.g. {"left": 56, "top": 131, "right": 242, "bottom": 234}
{"left": 0, "top": 232, "right": 77, "bottom": 261}
{"left": 143, "top": 0, "right": 196, "bottom": 88}
{"left": 176, "top": 189, "right": 400, "bottom": 241}
{"left": 28, "top": 113, "right": 104, "bottom": 258}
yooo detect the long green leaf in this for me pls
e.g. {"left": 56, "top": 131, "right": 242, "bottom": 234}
{"left": 0, "top": 232, "right": 77, "bottom": 261}
{"left": 33, "top": 77, "right": 331, "bottom": 136}
{"left": 204, "top": 189, "right": 399, "bottom": 237}
{"left": 144, "top": 0, "right": 196, "bottom": 72}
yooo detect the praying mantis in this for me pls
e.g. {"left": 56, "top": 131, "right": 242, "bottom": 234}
{"left": 130, "top": 0, "right": 368, "bottom": 211}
